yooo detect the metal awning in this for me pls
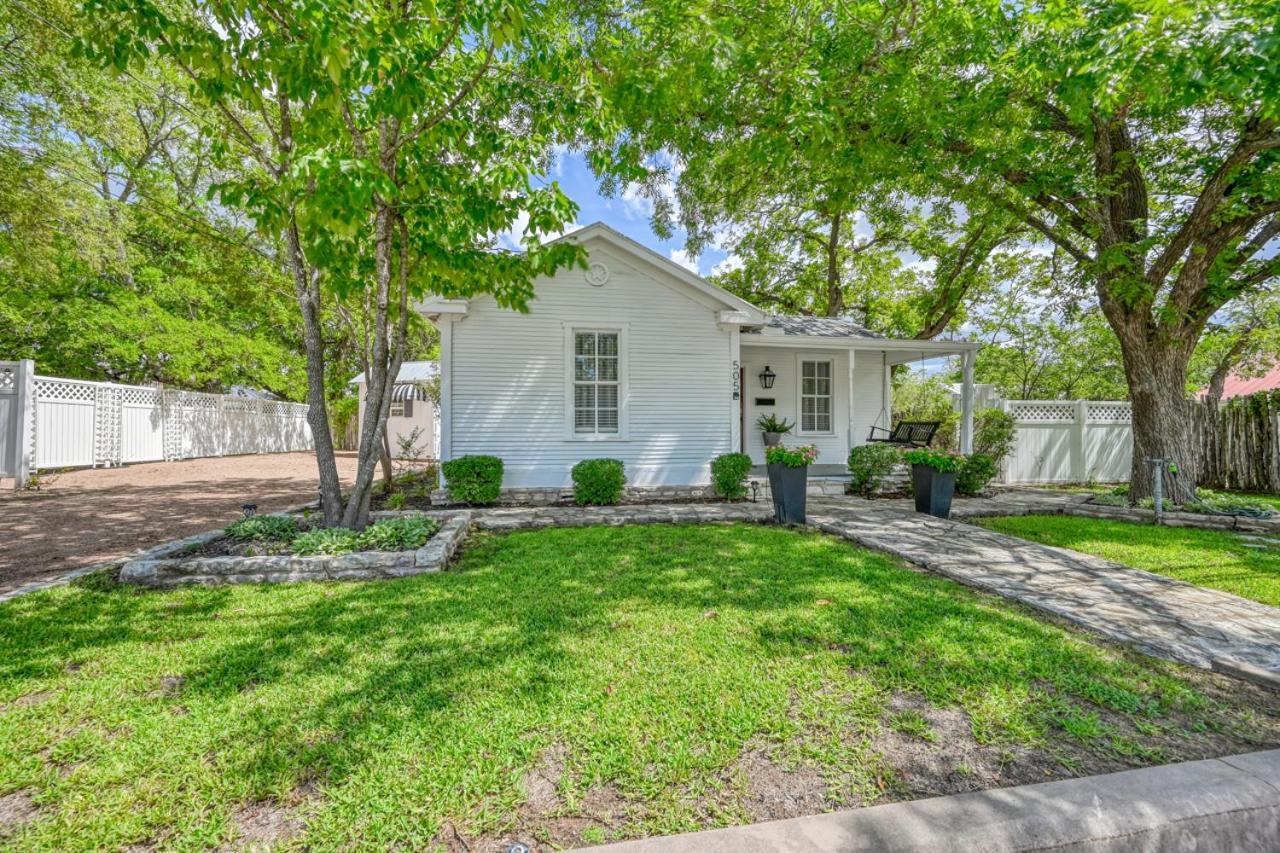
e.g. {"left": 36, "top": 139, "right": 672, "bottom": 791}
{"left": 390, "top": 382, "right": 429, "bottom": 402}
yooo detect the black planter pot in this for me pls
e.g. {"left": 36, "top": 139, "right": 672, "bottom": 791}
{"left": 767, "top": 463, "right": 808, "bottom": 524}
{"left": 911, "top": 463, "right": 955, "bottom": 519}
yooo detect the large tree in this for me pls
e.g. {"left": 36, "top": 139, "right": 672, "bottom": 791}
{"left": 911, "top": 0, "right": 1280, "bottom": 499}
{"left": 593, "top": 0, "right": 1280, "bottom": 500}
{"left": 84, "top": 0, "right": 600, "bottom": 527}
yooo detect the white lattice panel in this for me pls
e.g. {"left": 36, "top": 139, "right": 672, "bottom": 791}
{"left": 1006, "top": 401, "right": 1076, "bottom": 423}
{"left": 36, "top": 378, "right": 96, "bottom": 403}
{"left": 1086, "top": 402, "right": 1132, "bottom": 423}
{"left": 0, "top": 365, "right": 14, "bottom": 394}
{"left": 94, "top": 386, "right": 122, "bottom": 465}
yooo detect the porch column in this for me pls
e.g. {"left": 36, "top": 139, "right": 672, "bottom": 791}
{"left": 959, "top": 349, "right": 975, "bottom": 454}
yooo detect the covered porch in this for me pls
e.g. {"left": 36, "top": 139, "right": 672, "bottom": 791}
{"left": 737, "top": 319, "right": 981, "bottom": 476}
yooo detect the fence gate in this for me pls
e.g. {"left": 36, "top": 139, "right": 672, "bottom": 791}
{"left": 1, "top": 362, "right": 313, "bottom": 488}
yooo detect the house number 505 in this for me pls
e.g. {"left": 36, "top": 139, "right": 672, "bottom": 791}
{"left": 732, "top": 360, "right": 740, "bottom": 400}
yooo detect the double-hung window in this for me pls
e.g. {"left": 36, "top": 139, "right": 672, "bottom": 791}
{"left": 800, "top": 359, "right": 833, "bottom": 433}
{"left": 573, "top": 330, "right": 620, "bottom": 435}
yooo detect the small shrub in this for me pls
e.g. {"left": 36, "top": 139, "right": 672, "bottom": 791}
{"left": 956, "top": 453, "right": 998, "bottom": 495}
{"left": 1091, "top": 492, "right": 1130, "bottom": 507}
{"left": 572, "top": 458, "right": 626, "bottom": 505}
{"left": 385, "top": 492, "right": 408, "bottom": 510}
{"left": 903, "top": 447, "right": 965, "bottom": 473}
{"left": 1136, "top": 497, "right": 1173, "bottom": 511}
{"left": 764, "top": 444, "right": 819, "bottom": 467}
{"left": 442, "top": 455, "right": 503, "bottom": 505}
{"left": 847, "top": 444, "right": 901, "bottom": 497}
{"left": 358, "top": 514, "right": 440, "bottom": 551}
{"left": 225, "top": 515, "right": 299, "bottom": 543}
{"left": 1186, "top": 490, "right": 1275, "bottom": 516}
{"left": 292, "top": 527, "right": 360, "bottom": 556}
{"left": 973, "top": 408, "right": 1017, "bottom": 463}
{"left": 710, "top": 453, "right": 753, "bottom": 500}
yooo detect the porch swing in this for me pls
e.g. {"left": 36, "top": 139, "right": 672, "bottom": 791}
{"left": 865, "top": 350, "right": 942, "bottom": 448}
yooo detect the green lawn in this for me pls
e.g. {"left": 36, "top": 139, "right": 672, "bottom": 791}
{"left": 1, "top": 524, "right": 1275, "bottom": 850}
{"left": 975, "top": 515, "right": 1280, "bottom": 607}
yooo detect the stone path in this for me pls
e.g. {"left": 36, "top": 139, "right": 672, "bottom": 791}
{"left": 807, "top": 497, "right": 1280, "bottom": 685}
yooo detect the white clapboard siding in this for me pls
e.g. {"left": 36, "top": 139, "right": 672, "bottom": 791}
{"left": 449, "top": 244, "right": 735, "bottom": 487}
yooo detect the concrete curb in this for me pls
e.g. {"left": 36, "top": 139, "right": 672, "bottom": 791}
{"left": 581, "top": 749, "right": 1280, "bottom": 852}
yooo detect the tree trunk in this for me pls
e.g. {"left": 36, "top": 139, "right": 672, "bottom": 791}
{"left": 284, "top": 219, "right": 344, "bottom": 526}
{"left": 380, "top": 424, "right": 394, "bottom": 489}
{"left": 824, "top": 210, "right": 844, "bottom": 317}
{"left": 1116, "top": 333, "right": 1199, "bottom": 503}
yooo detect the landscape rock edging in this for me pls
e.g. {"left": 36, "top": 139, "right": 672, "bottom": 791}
{"left": 119, "top": 511, "right": 471, "bottom": 587}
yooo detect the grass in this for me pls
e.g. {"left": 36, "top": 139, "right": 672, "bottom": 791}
{"left": 1, "top": 524, "right": 1275, "bottom": 850}
{"left": 974, "top": 515, "right": 1280, "bottom": 607}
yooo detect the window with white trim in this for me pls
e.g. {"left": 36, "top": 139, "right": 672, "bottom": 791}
{"left": 389, "top": 401, "right": 406, "bottom": 418}
{"left": 800, "top": 359, "right": 833, "bottom": 433}
{"left": 573, "top": 330, "right": 619, "bottom": 434}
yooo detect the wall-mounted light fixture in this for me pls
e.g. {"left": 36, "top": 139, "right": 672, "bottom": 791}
{"left": 758, "top": 365, "right": 776, "bottom": 389}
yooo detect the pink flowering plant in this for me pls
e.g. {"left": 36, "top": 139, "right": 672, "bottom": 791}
{"left": 903, "top": 448, "right": 965, "bottom": 473}
{"left": 765, "top": 443, "right": 820, "bottom": 468}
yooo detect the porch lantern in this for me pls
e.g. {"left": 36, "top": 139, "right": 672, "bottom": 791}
{"left": 758, "top": 365, "right": 776, "bottom": 389}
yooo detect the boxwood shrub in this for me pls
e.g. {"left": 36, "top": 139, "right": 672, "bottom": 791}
{"left": 571, "top": 458, "right": 626, "bottom": 505}
{"left": 441, "top": 455, "right": 504, "bottom": 505}
{"left": 710, "top": 452, "right": 753, "bottom": 500}
{"left": 956, "top": 453, "right": 999, "bottom": 495}
{"left": 847, "top": 444, "right": 902, "bottom": 497}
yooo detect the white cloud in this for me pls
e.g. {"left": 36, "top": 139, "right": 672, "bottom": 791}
{"left": 710, "top": 253, "right": 743, "bottom": 277}
{"left": 670, "top": 248, "right": 699, "bottom": 273}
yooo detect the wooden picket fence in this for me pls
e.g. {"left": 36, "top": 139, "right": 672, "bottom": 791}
{"left": 1195, "top": 390, "right": 1280, "bottom": 494}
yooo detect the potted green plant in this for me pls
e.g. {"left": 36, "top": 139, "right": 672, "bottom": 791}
{"left": 756, "top": 414, "right": 794, "bottom": 447}
{"left": 765, "top": 443, "right": 819, "bottom": 524}
{"left": 903, "top": 448, "right": 965, "bottom": 519}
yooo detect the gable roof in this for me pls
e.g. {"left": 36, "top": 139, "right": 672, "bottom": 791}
{"left": 554, "top": 222, "right": 766, "bottom": 321}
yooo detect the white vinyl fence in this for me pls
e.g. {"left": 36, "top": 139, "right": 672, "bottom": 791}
{"left": 1, "top": 360, "right": 312, "bottom": 485}
{"left": 1000, "top": 400, "right": 1133, "bottom": 484}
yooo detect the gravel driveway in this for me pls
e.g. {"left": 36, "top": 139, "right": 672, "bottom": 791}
{"left": 0, "top": 452, "right": 358, "bottom": 594}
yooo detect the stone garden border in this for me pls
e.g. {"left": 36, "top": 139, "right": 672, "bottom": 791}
{"left": 119, "top": 511, "right": 471, "bottom": 588}
{"left": 956, "top": 493, "right": 1280, "bottom": 533}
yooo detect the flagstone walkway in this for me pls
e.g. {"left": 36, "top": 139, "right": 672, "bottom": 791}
{"left": 807, "top": 497, "right": 1280, "bottom": 686}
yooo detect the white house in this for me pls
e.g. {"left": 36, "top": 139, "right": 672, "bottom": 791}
{"left": 421, "top": 223, "right": 979, "bottom": 489}
{"left": 348, "top": 361, "right": 440, "bottom": 459}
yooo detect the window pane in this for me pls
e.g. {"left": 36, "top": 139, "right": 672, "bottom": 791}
{"left": 802, "top": 361, "right": 815, "bottom": 379}
{"left": 597, "top": 408, "right": 618, "bottom": 432}
{"left": 816, "top": 377, "right": 830, "bottom": 396}
{"left": 575, "top": 356, "right": 597, "bottom": 381}
{"left": 802, "top": 377, "right": 815, "bottom": 395}
{"left": 802, "top": 413, "right": 815, "bottom": 432}
{"left": 817, "top": 413, "right": 831, "bottom": 431}
{"left": 575, "top": 333, "right": 595, "bottom": 356}
{"left": 598, "top": 357, "right": 617, "bottom": 381}
{"left": 816, "top": 397, "right": 830, "bottom": 415}
{"left": 598, "top": 333, "right": 618, "bottom": 356}
{"left": 816, "top": 361, "right": 830, "bottom": 378}
{"left": 598, "top": 385, "right": 618, "bottom": 408}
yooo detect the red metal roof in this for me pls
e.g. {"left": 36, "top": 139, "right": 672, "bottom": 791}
{"left": 1209, "top": 363, "right": 1280, "bottom": 400}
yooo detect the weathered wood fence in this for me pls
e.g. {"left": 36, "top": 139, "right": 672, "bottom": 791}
{"left": 1195, "top": 391, "right": 1280, "bottom": 493}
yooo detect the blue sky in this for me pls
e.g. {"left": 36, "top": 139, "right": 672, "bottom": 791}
{"left": 507, "top": 150, "right": 732, "bottom": 277}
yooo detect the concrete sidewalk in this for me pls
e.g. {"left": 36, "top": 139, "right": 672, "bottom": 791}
{"left": 584, "top": 749, "right": 1280, "bottom": 852}
{"left": 806, "top": 497, "right": 1280, "bottom": 687}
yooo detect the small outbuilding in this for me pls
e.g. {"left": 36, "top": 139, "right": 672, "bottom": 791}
{"left": 348, "top": 361, "right": 440, "bottom": 460}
